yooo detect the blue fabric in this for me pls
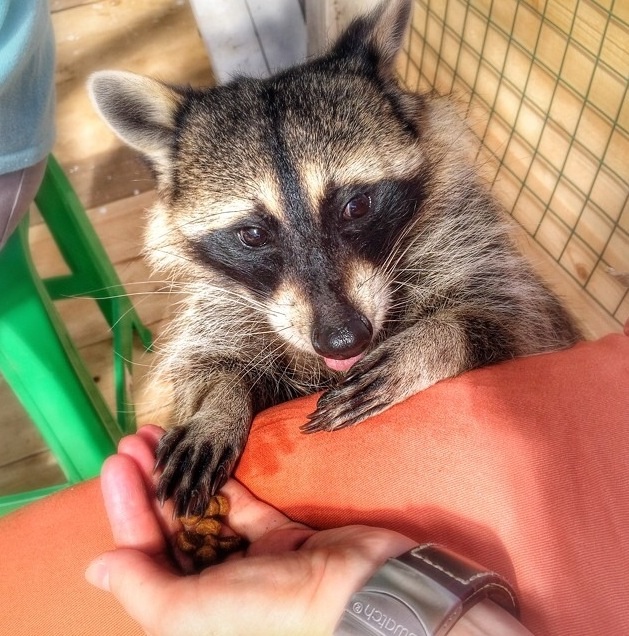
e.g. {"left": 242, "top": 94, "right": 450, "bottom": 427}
{"left": 0, "top": 0, "right": 55, "bottom": 174}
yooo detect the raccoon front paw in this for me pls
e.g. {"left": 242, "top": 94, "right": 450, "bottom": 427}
{"left": 155, "top": 424, "right": 240, "bottom": 518}
{"left": 302, "top": 349, "right": 399, "bottom": 433}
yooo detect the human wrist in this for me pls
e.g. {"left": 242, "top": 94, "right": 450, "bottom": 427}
{"left": 305, "top": 530, "right": 415, "bottom": 635}
{"left": 452, "top": 600, "right": 534, "bottom": 636}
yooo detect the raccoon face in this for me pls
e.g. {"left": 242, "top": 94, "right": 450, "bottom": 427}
{"left": 89, "top": 0, "right": 424, "bottom": 370}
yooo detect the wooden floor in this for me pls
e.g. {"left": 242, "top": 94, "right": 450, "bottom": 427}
{"left": 1, "top": 0, "right": 622, "bottom": 497}
{"left": 0, "top": 0, "right": 214, "bottom": 496}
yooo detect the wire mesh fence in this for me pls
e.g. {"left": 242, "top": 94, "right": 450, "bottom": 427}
{"left": 398, "top": 0, "right": 628, "bottom": 330}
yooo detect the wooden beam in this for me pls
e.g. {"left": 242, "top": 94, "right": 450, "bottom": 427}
{"left": 306, "top": 0, "right": 381, "bottom": 55}
{"left": 189, "top": 0, "right": 306, "bottom": 82}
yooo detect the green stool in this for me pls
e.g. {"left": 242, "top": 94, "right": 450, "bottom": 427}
{"left": 0, "top": 155, "right": 152, "bottom": 515}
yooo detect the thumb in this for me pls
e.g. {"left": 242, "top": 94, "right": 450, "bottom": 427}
{"left": 86, "top": 549, "right": 177, "bottom": 628}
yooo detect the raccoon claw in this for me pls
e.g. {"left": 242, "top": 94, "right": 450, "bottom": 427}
{"left": 303, "top": 398, "right": 387, "bottom": 433}
{"left": 155, "top": 424, "right": 235, "bottom": 518}
{"left": 303, "top": 373, "right": 395, "bottom": 433}
{"left": 300, "top": 352, "right": 396, "bottom": 433}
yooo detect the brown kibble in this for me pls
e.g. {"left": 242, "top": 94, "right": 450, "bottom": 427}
{"left": 202, "top": 534, "right": 219, "bottom": 549}
{"left": 216, "top": 494, "right": 230, "bottom": 515}
{"left": 179, "top": 513, "right": 202, "bottom": 529}
{"left": 205, "top": 494, "right": 230, "bottom": 517}
{"left": 195, "top": 517, "right": 222, "bottom": 536}
{"left": 217, "top": 535, "right": 245, "bottom": 552}
{"left": 176, "top": 530, "right": 202, "bottom": 554}
{"left": 194, "top": 545, "right": 219, "bottom": 568}
{"left": 174, "top": 494, "right": 243, "bottom": 571}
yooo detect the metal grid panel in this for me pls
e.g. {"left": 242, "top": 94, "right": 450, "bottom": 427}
{"left": 399, "top": 0, "right": 628, "bottom": 328}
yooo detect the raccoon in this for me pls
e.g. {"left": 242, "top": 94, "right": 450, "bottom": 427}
{"left": 89, "top": 0, "right": 581, "bottom": 516}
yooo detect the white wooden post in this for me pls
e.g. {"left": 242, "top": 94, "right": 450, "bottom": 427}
{"left": 305, "top": 0, "right": 381, "bottom": 56}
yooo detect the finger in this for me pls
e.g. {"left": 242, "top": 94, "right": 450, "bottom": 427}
{"left": 117, "top": 432, "right": 158, "bottom": 484}
{"left": 118, "top": 429, "right": 179, "bottom": 530}
{"left": 118, "top": 425, "right": 166, "bottom": 480}
{"left": 101, "top": 454, "right": 168, "bottom": 555}
{"left": 221, "top": 479, "right": 311, "bottom": 543}
{"left": 85, "top": 549, "right": 179, "bottom": 632}
{"left": 136, "top": 424, "right": 166, "bottom": 448}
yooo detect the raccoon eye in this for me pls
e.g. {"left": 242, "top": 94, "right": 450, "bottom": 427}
{"left": 343, "top": 193, "right": 371, "bottom": 220}
{"left": 238, "top": 226, "right": 269, "bottom": 248}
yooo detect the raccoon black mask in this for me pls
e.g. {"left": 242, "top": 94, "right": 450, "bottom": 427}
{"left": 90, "top": 0, "right": 581, "bottom": 516}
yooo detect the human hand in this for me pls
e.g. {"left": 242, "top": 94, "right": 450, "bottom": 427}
{"left": 85, "top": 426, "right": 416, "bottom": 636}
{"left": 86, "top": 426, "right": 533, "bottom": 636}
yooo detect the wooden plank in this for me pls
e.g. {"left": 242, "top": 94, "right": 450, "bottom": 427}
{"left": 0, "top": 381, "right": 50, "bottom": 467}
{"left": 29, "top": 190, "right": 157, "bottom": 279}
{"left": 54, "top": 147, "right": 155, "bottom": 214}
{"left": 0, "top": 452, "right": 65, "bottom": 497}
{"left": 52, "top": 0, "right": 214, "bottom": 168}
{"left": 51, "top": 0, "right": 98, "bottom": 11}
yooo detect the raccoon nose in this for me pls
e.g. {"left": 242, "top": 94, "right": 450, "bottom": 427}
{"left": 312, "top": 315, "right": 373, "bottom": 360}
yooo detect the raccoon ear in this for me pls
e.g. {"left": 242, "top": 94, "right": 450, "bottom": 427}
{"left": 333, "top": 0, "right": 411, "bottom": 79}
{"left": 88, "top": 70, "right": 184, "bottom": 167}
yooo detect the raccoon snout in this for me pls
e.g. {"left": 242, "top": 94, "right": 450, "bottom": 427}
{"left": 312, "top": 315, "right": 373, "bottom": 367}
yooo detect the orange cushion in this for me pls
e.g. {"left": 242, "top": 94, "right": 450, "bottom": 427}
{"left": 0, "top": 478, "right": 142, "bottom": 635}
{"left": 1, "top": 334, "right": 628, "bottom": 635}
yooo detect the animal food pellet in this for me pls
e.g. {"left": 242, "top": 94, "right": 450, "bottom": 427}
{"left": 176, "top": 494, "right": 246, "bottom": 570}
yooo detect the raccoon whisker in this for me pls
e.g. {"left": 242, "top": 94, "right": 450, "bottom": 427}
{"left": 273, "top": 354, "right": 323, "bottom": 397}
{"left": 83, "top": 289, "right": 184, "bottom": 301}
{"left": 232, "top": 330, "right": 323, "bottom": 399}
{"left": 101, "top": 280, "right": 183, "bottom": 288}
{"left": 107, "top": 295, "right": 157, "bottom": 333}
{"left": 152, "top": 213, "right": 232, "bottom": 240}
{"left": 112, "top": 350, "right": 156, "bottom": 369}
{"left": 148, "top": 208, "right": 255, "bottom": 253}
{"left": 199, "top": 286, "right": 280, "bottom": 317}
{"left": 389, "top": 277, "right": 450, "bottom": 299}
{"left": 203, "top": 296, "right": 269, "bottom": 317}
{"left": 210, "top": 287, "right": 272, "bottom": 309}
{"left": 376, "top": 204, "right": 426, "bottom": 286}
{"left": 229, "top": 298, "right": 288, "bottom": 321}
{"left": 354, "top": 223, "right": 417, "bottom": 307}
{"left": 217, "top": 340, "right": 289, "bottom": 403}
{"left": 39, "top": 280, "right": 184, "bottom": 301}
{"left": 149, "top": 246, "right": 200, "bottom": 266}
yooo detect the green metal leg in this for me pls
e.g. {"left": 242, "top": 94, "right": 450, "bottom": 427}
{"left": 0, "top": 155, "right": 153, "bottom": 515}
{"left": 0, "top": 220, "right": 119, "bottom": 512}
{"left": 0, "top": 485, "right": 67, "bottom": 517}
{"left": 34, "top": 156, "right": 152, "bottom": 433}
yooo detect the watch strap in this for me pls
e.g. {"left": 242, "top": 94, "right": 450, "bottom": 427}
{"left": 334, "top": 543, "right": 519, "bottom": 636}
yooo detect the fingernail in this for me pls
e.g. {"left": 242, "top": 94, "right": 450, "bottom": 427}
{"left": 85, "top": 556, "right": 110, "bottom": 591}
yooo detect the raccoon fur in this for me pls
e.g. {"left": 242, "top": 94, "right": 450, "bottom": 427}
{"left": 89, "top": 0, "right": 581, "bottom": 516}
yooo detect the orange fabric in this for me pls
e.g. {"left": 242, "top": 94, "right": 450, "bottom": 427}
{"left": 0, "top": 334, "right": 627, "bottom": 635}
{"left": 0, "top": 479, "right": 142, "bottom": 635}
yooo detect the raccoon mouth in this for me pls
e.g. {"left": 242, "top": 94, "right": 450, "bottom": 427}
{"left": 323, "top": 353, "right": 365, "bottom": 372}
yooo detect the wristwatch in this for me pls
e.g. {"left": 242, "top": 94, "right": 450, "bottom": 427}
{"left": 334, "top": 543, "right": 519, "bottom": 636}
